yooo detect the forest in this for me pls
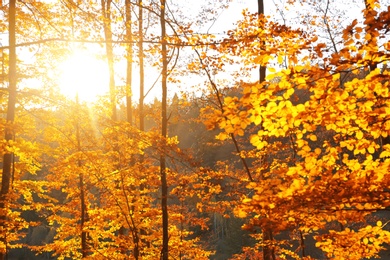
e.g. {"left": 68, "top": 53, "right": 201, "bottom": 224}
{"left": 0, "top": 0, "right": 390, "bottom": 259}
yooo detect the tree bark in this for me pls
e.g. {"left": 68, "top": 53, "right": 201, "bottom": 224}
{"left": 160, "top": 0, "right": 168, "bottom": 259}
{"left": 101, "top": 0, "right": 117, "bottom": 121}
{"left": 363, "top": 0, "right": 378, "bottom": 71}
{"left": 0, "top": 1, "right": 16, "bottom": 258}
{"left": 76, "top": 95, "right": 88, "bottom": 258}
{"left": 124, "top": 3, "right": 141, "bottom": 259}
{"left": 138, "top": 0, "right": 144, "bottom": 131}
{"left": 258, "top": 0, "right": 266, "bottom": 83}
{"left": 125, "top": 0, "right": 133, "bottom": 125}
{"left": 257, "top": 1, "right": 275, "bottom": 260}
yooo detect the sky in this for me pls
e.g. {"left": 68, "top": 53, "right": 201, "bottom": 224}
{"left": 120, "top": 0, "right": 262, "bottom": 104}
{"left": 0, "top": 0, "right": 275, "bottom": 104}
{"left": 53, "top": 0, "right": 261, "bottom": 103}
{"left": 5, "top": 0, "right": 387, "bottom": 104}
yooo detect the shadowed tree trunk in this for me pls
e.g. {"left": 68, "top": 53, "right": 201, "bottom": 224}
{"left": 124, "top": 2, "right": 141, "bottom": 259}
{"left": 75, "top": 95, "right": 88, "bottom": 258}
{"left": 138, "top": 0, "right": 144, "bottom": 131}
{"left": 257, "top": 1, "right": 275, "bottom": 260}
{"left": 258, "top": 0, "right": 266, "bottom": 83}
{"left": 160, "top": 0, "right": 168, "bottom": 259}
{"left": 0, "top": 1, "right": 16, "bottom": 259}
{"left": 363, "top": 0, "right": 378, "bottom": 71}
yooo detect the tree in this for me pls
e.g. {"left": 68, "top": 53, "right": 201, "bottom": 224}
{"left": 125, "top": 0, "right": 133, "bottom": 124}
{"left": 137, "top": 0, "right": 145, "bottom": 131}
{"left": 203, "top": 1, "right": 390, "bottom": 258}
{"left": 0, "top": 1, "right": 16, "bottom": 258}
{"left": 159, "top": 0, "right": 169, "bottom": 258}
{"left": 100, "top": 0, "right": 117, "bottom": 121}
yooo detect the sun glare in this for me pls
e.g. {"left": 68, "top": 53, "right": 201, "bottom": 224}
{"left": 58, "top": 49, "right": 109, "bottom": 102}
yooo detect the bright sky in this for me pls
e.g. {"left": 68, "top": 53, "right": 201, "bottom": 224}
{"left": 118, "top": 0, "right": 260, "bottom": 104}
{"left": 17, "top": 1, "right": 263, "bottom": 104}
{"left": 58, "top": 49, "right": 109, "bottom": 101}
{"left": 22, "top": 0, "right": 386, "bottom": 104}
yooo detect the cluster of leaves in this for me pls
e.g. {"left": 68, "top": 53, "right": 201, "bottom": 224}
{"left": 1, "top": 0, "right": 390, "bottom": 259}
{"left": 0, "top": 94, "right": 220, "bottom": 259}
{"left": 0, "top": 0, "right": 234, "bottom": 259}
{"left": 199, "top": 0, "right": 390, "bottom": 258}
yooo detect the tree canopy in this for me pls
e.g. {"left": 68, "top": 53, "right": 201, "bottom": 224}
{"left": 0, "top": 0, "right": 389, "bottom": 259}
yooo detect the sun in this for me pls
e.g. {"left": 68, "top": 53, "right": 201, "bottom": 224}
{"left": 58, "top": 49, "right": 109, "bottom": 102}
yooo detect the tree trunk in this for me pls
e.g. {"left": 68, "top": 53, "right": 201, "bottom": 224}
{"left": 101, "top": 0, "right": 117, "bottom": 121}
{"left": 79, "top": 173, "right": 88, "bottom": 257}
{"left": 124, "top": 2, "right": 140, "bottom": 258}
{"left": 125, "top": 0, "right": 133, "bottom": 125}
{"left": 160, "top": 0, "right": 168, "bottom": 259}
{"left": 258, "top": 0, "right": 266, "bottom": 83}
{"left": 300, "top": 230, "right": 306, "bottom": 258}
{"left": 124, "top": 4, "right": 141, "bottom": 259}
{"left": 0, "top": 1, "right": 16, "bottom": 258}
{"left": 257, "top": 1, "right": 275, "bottom": 260}
{"left": 363, "top": 0, "right": 378, "bottom": 71}
{"left": 138, "top": 0, "right": 144, "bottom": 131}
{"left": 76, "top": 95, "right": 88, "bottom": 257}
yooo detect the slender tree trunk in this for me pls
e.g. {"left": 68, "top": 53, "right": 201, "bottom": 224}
{"left": 76, "top": 95, "right": 88, "bottom": 257}
{"left": 79, "top": 173, "right": 87, "bottom": 257}
{"left": 124, "top": 3, "right": 140, "bottom": 258}
{"left": 258, "top": 0, "right": 266, "bottom": 83}
{"left": 257, "top": 1, "right": 275, "bottom": 260}
{"left": 257, "top": 0, "right": 267, "bottom": 178}
{"left": 363, "top": 0, "right": 378, "bottom": 71}
{"left": 160, "top": 0, "right": 168, "bottom": 259}
{"left": 138, "top": 0, "right": 144, "bottom": 131}
{"left": 363, "top": 0, "right": 387, "bottom": 158}
{"left": 125, "top": 0, "right": 133, "bottom": 125}
{"left": 138, "top": 0, "right": 146, "bottom": 251}
{"left": 299, "top": 230, "right": 306, "bottom": 258}
{"left": 0, "top": 1, "right": 16, "bottom": 258}
{"left": 101, "top": 0, "right": 117, "bottom": 121}
{"left": 124, "top": 5, "right": 141, "bottom": 259}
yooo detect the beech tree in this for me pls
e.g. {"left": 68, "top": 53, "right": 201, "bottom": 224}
{"left": 0, "top": 4, "right": 16, "bottom": 256}
{"left": 201, "top": 0, "right": 390, "bottom": 258}
{"left": 100, "top": 0, "right": 117, "bottom": 121}
{"left": 159, "top": 0, "right": 169, "bottom": 258}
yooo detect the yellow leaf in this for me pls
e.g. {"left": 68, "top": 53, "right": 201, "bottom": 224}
{"left": 356, "top": 131, "right": 364, "bottom": 140}
{"left": 296, "top": 103, "right": 305, "bottom": 112}
{"left": 277, "top": 55, "right": 284, "bottom": 64}
{"left": 283, "top": 88, "right": 295, "bottom": 99}
{"left": 253, "top": 115, "right": 262, "bottom": 125}
{"left": 380, "top": 150, "right": 390, "bottom": 158}
{"left": 243, "top": 198, "right": 252, "bottom": 203}
{"left": 231, "top": 116, "right": 240, "bottom": 125}
{"left": 238, "top": 210, "right": 247, "bottom": 218}
{"left": 368, "top": 146, "right": 375, "bottom": 154}
{"left": 297, "top": 77, "right": 306, "bottom": 84}
{"left": 266, "top": 73, "right": 276, "bottom": 81}
{"left": 377, "top": 220, "right": 382, "bottom": 227}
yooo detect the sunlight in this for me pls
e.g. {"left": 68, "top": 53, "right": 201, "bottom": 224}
{"left": 58, "top": 49, "right": 109, "bottom": 102}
